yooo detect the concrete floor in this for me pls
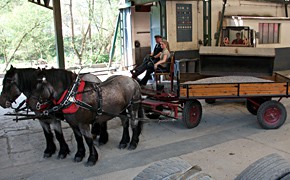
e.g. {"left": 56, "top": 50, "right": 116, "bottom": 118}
{"left": 1, "top": 73, "right": 290, "bottom": 180}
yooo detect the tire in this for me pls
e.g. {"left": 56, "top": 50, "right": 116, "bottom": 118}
{"left": 182, "top": 100, "right": 202, "bottom": 129}
{"left": 205, "top": 99, "right": 216, "bottom": 104}
{"left": 134, "top": 157, "right": 214, "bottom": 180}
{"left": 144, "top": 105, "right": 163, "bottom": 119}
{"left": 235, "top": 153, "right": 290, "bottom": 180}
{"left": 257, "top": 100, "right": 287, "bottom": 129}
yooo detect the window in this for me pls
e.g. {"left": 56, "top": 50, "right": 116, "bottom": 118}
{"left": 259, "top": 23, "right": 280, "bottom": 44}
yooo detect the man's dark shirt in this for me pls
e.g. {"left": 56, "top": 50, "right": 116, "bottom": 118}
{"left": 153, "top": 43, "right": 162, "bottom": 62}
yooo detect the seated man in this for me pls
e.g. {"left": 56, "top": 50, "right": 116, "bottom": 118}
{"left": 232, "top": 32, "right": 244, "bottom": 44}
{"left": 137, "top": 39, "right": 171, "bottom": 86}
{"left": 131, "top": 35, "right": 163, "bottom": 78}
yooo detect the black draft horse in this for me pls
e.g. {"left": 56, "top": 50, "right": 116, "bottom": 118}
{"left": 0, "top": 66, "right": 70, "bottom": 159}
{"left": 27, "top": 69, "right": 143, "bottom": 166}
{"left": 0, "top": 66, "right": 104, "bottom": 159}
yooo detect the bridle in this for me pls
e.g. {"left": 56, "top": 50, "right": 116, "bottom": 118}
{"left": 2, "top": 77, "right": 20, "bottom": 104}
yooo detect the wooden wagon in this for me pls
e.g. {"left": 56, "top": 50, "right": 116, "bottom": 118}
{"left": 141, "top": 46, "right": 290, "bottom": 129}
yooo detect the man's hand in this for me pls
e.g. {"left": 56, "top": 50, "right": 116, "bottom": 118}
{"left": 154, "top": 64, "right": 158, "bottom": 70}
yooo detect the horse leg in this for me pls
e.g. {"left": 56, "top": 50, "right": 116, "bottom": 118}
{"left": 128, "top": 103, "right": 143, "bottom": 150}
{"left": 79, "top": 124, "right": 98, "bottom": 166}
{"left": 51, "top": 120, "right": 70, "bottom": 159}
{"left": 91, "top": 121, "right": 100, "bottom": 140}
{"left": 70, "top": 125, "right": 86, "bottom": 162}
{"left": 98, "top": 122, "right": 109, "bottom": 146}
{"left": 91, "top": 121, "right": 108, "bottom": 146}
{"left": 118, "top": 110, "right": 130, "bottom": 149}
{"left": 39, "top": 121, "right": 56, "bottom": 158}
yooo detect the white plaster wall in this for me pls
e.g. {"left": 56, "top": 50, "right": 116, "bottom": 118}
{"left": 165, "top": 0, "right": 290, "bottom": 51}
{"left": 166, "top": 1, "right": 199, "bottom": 51}
{"left": 131, "top": 7, "right": 151, "bottom": 64}
{"left": 240, "top": 19, "right": 290, "bottom": 48}
{"left": 208, "top": 0, "right": 290, "bottom": 48}
{"left": 131, "top": 7, "right": 151, "bottom": 47}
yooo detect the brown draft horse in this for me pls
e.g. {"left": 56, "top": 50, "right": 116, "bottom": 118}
{"left": 28, "top": 69, "right": 143, "bottom": 166}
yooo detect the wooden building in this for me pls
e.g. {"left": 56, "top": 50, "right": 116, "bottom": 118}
{"left": 118, "top": 0, "right": 290, "bottom": 70}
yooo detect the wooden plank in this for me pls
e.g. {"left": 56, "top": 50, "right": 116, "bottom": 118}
{"left": 240, "top": 83, "right": 287, "bottom": 96}
{"left": 179, "top": 74, "right": 290, "bottom": 98}
{"left": 185, "top": 84, "right": 238, "bottom": 97}
{"left": 179, "top": 87, "right": 188, "bottom": 97}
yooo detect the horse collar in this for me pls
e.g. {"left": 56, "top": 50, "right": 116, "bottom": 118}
{"left": 43, "top": 77, "right": 84, "bottom": 115}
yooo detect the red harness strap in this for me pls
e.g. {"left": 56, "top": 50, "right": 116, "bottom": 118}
{"left": 53, "top": 80, "right": 86, "bottom": 114}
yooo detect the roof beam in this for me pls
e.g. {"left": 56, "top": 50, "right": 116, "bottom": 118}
{"left": 28, "top": 0, "right": 53, "bottom": 10}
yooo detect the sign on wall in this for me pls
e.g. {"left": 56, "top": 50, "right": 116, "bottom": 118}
{"left": 176, "top": 4, "right": 192, "bottom": 42}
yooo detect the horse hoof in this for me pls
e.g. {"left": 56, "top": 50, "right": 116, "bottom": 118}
{"left": 58, "top": 148, "right": 70, "bottom": 159}
{"left": 97, "top": 142, "right": 105, "bottom": 147}
{"left": 85, "top": 160, "right": 96, "bottom": 167}
{"left": 74, "top": 156, "right": 83, "bottom": 162}
{"left": 85, "top": 156, "right": 98, "bottom": 166}
{"left": 99, "top": 133, "right": 109, "bottom": 144}
{"left": 118, "top": 143, "right": 127, "bottom": 149}
{"left": 43, "top": 153, "right": 53, "bottom": 158}
{"left": 57, "top": 153, "right": 67, "bottom": 159}
{"left": 128, "top": 144, "right": 137, "bottom": 150}
{"left": 99, "top": 138, "right": 108, "bottom": 145}
{"left": 92, "top": 134, "right": 97, "bottom": 140}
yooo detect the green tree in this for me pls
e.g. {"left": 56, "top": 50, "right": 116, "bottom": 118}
{"left": 63, "top": 0, "right": 119, "bottom": 66}
{"left": 0, "top": 1, "right": 54, "bottom": 71}
{"left": 0, "top": 0, "right": 120, "bottom": 71}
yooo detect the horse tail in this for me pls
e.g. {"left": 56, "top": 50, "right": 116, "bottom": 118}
{"left": 138, "top": 101, "right": 144, "bottom": 119}
{"left": 132, "top": 78, "right": 142, "bottom": 92}
{"left": 137, "top": 101, "right": 144, "bottom": 131}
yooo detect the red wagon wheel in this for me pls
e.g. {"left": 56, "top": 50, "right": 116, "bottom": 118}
{"left": 257, "top": 100, "right": 287, "bottom": 129}
{"left": 182, "top": 100, "right": 202, "bottom": 129}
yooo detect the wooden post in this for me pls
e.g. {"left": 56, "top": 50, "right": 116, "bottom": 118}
{"left": 52, "top": 0, "right": 65, "bottom": 69}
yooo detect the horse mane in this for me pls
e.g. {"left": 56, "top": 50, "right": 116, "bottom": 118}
{"left": 4, "top": 68, "right": 39, "bottom": 94}
{"left": 41, "top": 69, "right": 76, "bottom": 90}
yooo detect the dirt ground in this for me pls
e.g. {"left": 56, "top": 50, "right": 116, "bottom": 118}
{"left": 1, "top": 72, "right": 290, "bottom": 180}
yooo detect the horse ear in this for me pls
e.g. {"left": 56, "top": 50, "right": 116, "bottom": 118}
{"left": 9, "top": 65, "right": 14, "bottom": 70}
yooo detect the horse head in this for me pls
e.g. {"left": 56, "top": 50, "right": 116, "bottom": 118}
{"left": 27, "top": 72, "right": 56, "bottom": 112}
{"left": 0, "top": 65, "right": 22, "bottom": 108}
{"left": 0, "top": 66, "right": 41, "bottom": 108}
{"left": 27, "top": 68, "right": 75, "bottom": 112}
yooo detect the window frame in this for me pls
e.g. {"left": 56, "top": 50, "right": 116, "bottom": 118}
{"left": 258, "top": 23, "right": 280, "bottom": 44}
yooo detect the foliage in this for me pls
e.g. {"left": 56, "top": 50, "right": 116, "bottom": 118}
{"left": 0, "top": 0, "right": 54, "bottom": 71}
{"left": 0, "top": 0, "right": 121, "bottom": 71}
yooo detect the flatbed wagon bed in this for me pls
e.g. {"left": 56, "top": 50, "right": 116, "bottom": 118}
{"left": 179, "top": 72, "right": 290, "bottom": 99}
{"left": 142, "top": 72, "right": 290, "bottom": 130}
